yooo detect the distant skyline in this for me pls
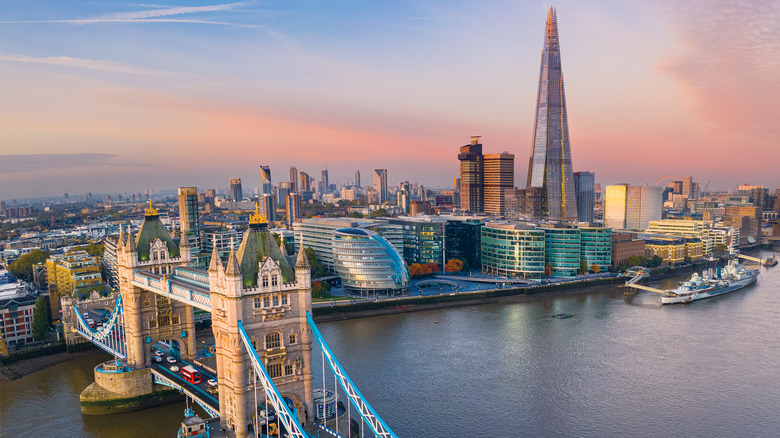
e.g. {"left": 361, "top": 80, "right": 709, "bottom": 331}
{"left": 1, "top": 0, "right": 779, "bottom": 199}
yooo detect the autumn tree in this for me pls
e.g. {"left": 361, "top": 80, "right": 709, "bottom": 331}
{"left": 544, "top": 262, "right": 553, "bottom": 277}
{"left": 592, "top": 263, "right": 600, "bottom": 274}
{"left": 445, "top": 259, "right": 463, "bottom": 273}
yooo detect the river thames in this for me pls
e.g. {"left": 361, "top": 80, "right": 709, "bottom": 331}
{"left": 2, "top": 250, "right": 779, "bottom": 437}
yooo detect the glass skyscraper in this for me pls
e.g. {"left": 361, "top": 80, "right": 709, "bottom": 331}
{"left": 574, "top": 171, "right": 595, "bottom": 223}
{"left": 527, "top": 8, "right": 577, "bottom": 221}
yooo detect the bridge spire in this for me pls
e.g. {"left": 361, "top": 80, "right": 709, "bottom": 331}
{"left": 126, "top": 228, "right": 136, "bottom": 253}
{"left": 208, "top": 236, "right": 223, "bottom": 274}
{"left": 117, "top": 224, "right": 125, "bottom": 251}
{"left": 225, "top": 238, "right": 241, "bottom": 278}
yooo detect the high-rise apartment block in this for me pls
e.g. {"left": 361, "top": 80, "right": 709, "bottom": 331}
{"left": 373, "top": 169, "right": 388, "bottom": 203}
{"left": 260, "top": 194, "right": 275, "bottom": 223}
{"left": 290, "top": 166, "right": 299, "bottom": 193}
{"left": 286, "top": 192, "right": 302, "bottom": 226}
{"left": 483, "top": 152, "right": 514, "bottom": 215}
{"left": 458, "top": 136, "right": 483, "bottom": 212}
{"left": 177, "top": 187, "right": 201, "bottom": 253}
{"left": 604, "top": 184, "right": 663, "bottom": 231}
{"left": 355, "top": 170, "right": 361, "bottom": 188}
{"left": 259, "top": 165, "right": 272, "bottom": 195}
{"left": 526, "top": 8, "right": 577, "bottom": 221}
{"left": 229, "top": 178, "right": 243, "bottom": 202}
{"left": 573, "top": 171, "right": 595, "bottom": 223}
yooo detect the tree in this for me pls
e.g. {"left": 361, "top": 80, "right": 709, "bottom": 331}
{"left": 311, "top": 281, "right": 331, "bottom": 299}
{"left": 368, "top": 208, "right": 389, "bottom": 217}
{"left": 650, "top": 255, "right": 663, "bottom": 267}
{"left": 713, "top": 244, "right": 728, "bottom": 257}
{"left": 592, "top": 263, "right": 600, "bottom": 274}
{"left": 347, "top": 211, "right": 364, "bottom": 218}
{"left": 445, "top": 259, "right": 463, "bottom": 273}
{"left": 8, "top": 249, "right": 50, "bottom": 282}
{"left": 73, "top": 243, "right": 104, "bottom": 257}
{"left": 579, "top": 259, "right": 589, "bottom": 274}
{"left": 544, "top": 262, "right": 553, "bottom": 277}
{"left": 304, "top": 247, "right": 328, "bottom": 279}
{"left": 32, "top": 296, "right": 49, "bottom": 341}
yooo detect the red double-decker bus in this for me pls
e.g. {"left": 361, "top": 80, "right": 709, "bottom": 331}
{"left": 181, "top": 365, "right": 201, "bottom": 384}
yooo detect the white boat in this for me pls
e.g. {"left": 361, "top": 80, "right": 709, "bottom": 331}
{"left": 661, "top": 257, "right": 759, "bottom": 305}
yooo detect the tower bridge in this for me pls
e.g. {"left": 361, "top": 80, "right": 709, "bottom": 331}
{"left": 70, "top": 204, "right": 396, "bottom": 437}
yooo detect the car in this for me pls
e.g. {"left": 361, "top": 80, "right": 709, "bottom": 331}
{"left": 169, "top": 365, "right": 179, "bottom": 372}
{"left": 207, "top": 379, "right": 218, "bottom": 387}
{"left": 206, "top": 386, "right": 218, "bottom": 395}
{"left": 154, "top": 356, "right": 162, "bottom": 363}
{"left": 154, "top": 350, "right": 165, "bottom": 357}
{"left": 166, "top": 356, "right": 177, "bottom": 363}
{"left": 82, "top": 312, "right": 89, "bottom": 318}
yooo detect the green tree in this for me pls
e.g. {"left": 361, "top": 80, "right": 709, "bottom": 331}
{"left": 73, "top": 243, "right": 104, "bottom": 257}
{"left": 579, "top": 259, "right": 588, "bottom": 274}
{"left": 347, "top": 211, "right": 364, "bottom": 218}
{"left": 32, "top": 296, "right": 49, "bottom": 341}
{"left": 311, "top": 281, "right": 331, "bottom": 299}
{"left": 650, "top": 255, "right": 663, "bottom": 267}
{"left": 305, "top": 247, "right": 328, "bottom": 279}
{"left": 8, "top": 249, "right": 50, "bottom": 282}
{"left": 368, "top": 208, "right": 389, "bottom": 217}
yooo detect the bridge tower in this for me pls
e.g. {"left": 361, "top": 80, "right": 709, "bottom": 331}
{"left": 118, "top": 202, "right": 197, "bottom": 368}
{"left": 209, "top": 208, "right": 313, "bottom": 436}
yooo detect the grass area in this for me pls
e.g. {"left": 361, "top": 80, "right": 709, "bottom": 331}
{"left": 312, "top": 294, "right": 351, "bottom": 302}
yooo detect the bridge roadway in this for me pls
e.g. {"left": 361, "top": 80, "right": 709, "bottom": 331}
{"left": 150, "top": 354, "right": 219, "bottom": 416}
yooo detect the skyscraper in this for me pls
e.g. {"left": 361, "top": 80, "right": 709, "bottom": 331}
{"left": 290, "top": 166, "right": 298, "bottom": 193}
{"left": 458, "top": 136, "right": 484, "bottom": 212}
{"left": 355, "top": 170, "right": 361, "bottom": 188}
{"left": 300, "top": 171, "right": 311, "bottom": 192}
{"left": 259, "top": 165, "right": 272, "bottom": 195}
{"left": 229, "top": 178, "right": 243, "bottom": 202}
{"left": 321, "top": 170, "right": 329, "bottom": 192}
{"left": 573, "top": 171, "right": 595, "bottom": 223}
{"left": 177, "top": 187, "right": 200, "bottom": 253}
{"left": 526, "top": 8, "right": 577, "bottom": 221}
{"left": 483, "top": 152, "right": 514, "bottom": 215}
{"left": 260, "top": 194, "right": 275, "bottom": 223}
{"left": 373, "top": 169, "right": 388, "bottom": 203}
{"left": 286, "top": 192, "right": 302, "bottom": 226}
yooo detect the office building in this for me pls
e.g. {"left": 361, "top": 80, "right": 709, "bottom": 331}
{"left": 481, "top": 223, "right": 546, "bottom": 278}
{"left": 578, "top": 226, "right": 612, "bottom": 270}
{"left": 397, "top": 182, "right": 411, "bottom": 214}
{"left": 260, "top": 165, "right": 272, "bottom": 195}
{"left": 541, "top": 224, "right": 581, "bottom": 277}
{"left": 300, "top": 171, "right": 311, "bottom": 192}
{"left": 321, "top": 170, "right": 329, "bottom": 192}
{"left": 410, "top": 201, "right": 433, "bottom": 216}
{"left": 45, "top": 250, "right": 104, "bottom": 320}
{"left": 373, "top": 169, "right": 388, "bottom": 203}
{"left": 573, "top": 171, "right": 595, "bottom": 224}
{"left": 604, "top": 185, "right": 662, "bottom": 231}
{"left": 202, "top": 228, "right": 242, "bottom": 261}
{"left": 259, "top": 194, "right": 275, "bottom": 223}
{"left": 458, "top": 136, "right": 483, "bottom": 212}
{"left": 177, "top": 186, "right": 201, "bottom": 254}
{"left": 332, "top": 228, "right": 409, "bottom": 294}
{"left": 0, "top": 285, "right": 38, "bottom": 348}
{"left": 294, "top": 218, "right": 371, "bottom": 271}
{"left": 290, "top": 166, "right": 298, "bottom": 193}
{"left": 611, "top": 232, "right": 646, "bottom": 267}
{"left": 229, "top": 178, "right": 243, "bottom": 202}
{"left": 379, "top": 217, "right": 445, "bottom": 267}
{"left": 442, "top": 217, "right": 484, "bottom": 269}
{"left": 483, "top": 152, "right": 514, "bottom": 215}
{"left": 526, "top": 8, "right": 577, "bottom": 221}
{"left": 723, "top": 205, "right": 761, "bottom": 247}
{"left": 285, "top": 193, "right": 302, "bottom": 226}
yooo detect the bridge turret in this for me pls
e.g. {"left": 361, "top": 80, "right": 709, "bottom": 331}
{"left": 179, "top": 230, "right": 191, "bottom": 263}
{"left": 222, "top": 245, "right": 243, "bottom": 298}
{"left": 295, "top": 247, "right": 311, "bottom": 290}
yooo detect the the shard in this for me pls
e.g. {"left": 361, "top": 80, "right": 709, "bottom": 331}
{"left": 527, "top": 7, "right": 578, "bottom": 221}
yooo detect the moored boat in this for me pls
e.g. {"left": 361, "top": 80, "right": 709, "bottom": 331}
{"left": 660, "top": 256, "right": 759, "bottom": 305}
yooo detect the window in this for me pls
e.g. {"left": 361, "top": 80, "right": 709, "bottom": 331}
{"left": 285, "top": 364, "right": 294, "bottom": 376}
{"left": 159, "top": 314, "right": 170, "bottom": 326}
{"left": 272, "top": 276, "right": 278, "bottom": 286}
{"left": 149, "top": 319, "right": 157, "bottom": 329}
{"left": 265, "top": 332, "right": 281, "bottom": 349}
{"left": 281, "top": 294, "right": 288, "bottom": 306}
{"left": 254, "top": 297, "right": 262, "bottom": 309}
{"left": 267, "top": 362, "right": 282, "bottom": 378}
{"left": 263, "top": 296, "right": 270, "bottom": 307}
{"left": 143, "top": 297, "right": 151, "bottom": 306}
{"left": 272, "top": 295, "right": 279, "bottom": 306}
{"left": 288, "top": 333, "right": 297, "bottom": 345}
{"left": 262, "top": 276, "right": 269, "bottom": 287}
{"left": 172, "top": 315, "right": 180, "bottom": 325}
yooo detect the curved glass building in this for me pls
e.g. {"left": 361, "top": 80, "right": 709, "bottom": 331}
{"left": 332, "top": 228, "right": 409, "bottom": 294}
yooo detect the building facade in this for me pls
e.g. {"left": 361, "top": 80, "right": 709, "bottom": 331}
{"left": 481, "top": 223, "right": 545, "bottom": 278}
{"left": 483, "top": 152, "right": 515, "bottom": 216}
{"left": 573, "top": 171, "right": 595, "bottom": 224}
{"left": 604, "top": 184, "right": 662, "bottom": 231}
{"left": 526, "top": 8, "right": 578, "bottom": 221}
{"left": 579, "top": 226, "right": 612, "bottom": 270}
{"left": 332, "top": 228, "right": 409, "bottom": 294}
{"left": 458, "top": 137, "right": 484, "bottom": 213}
{"left": 178, "top": 186, "right": 201, "bottom": 254}
{"left": 542, "top": 225, "right": 581, "bottom": 278}
{"left": 373, "top": 169, "right": 388, "bottom": 203}
{"left": 229, "top": 178, "right": 243, "bottom": 202}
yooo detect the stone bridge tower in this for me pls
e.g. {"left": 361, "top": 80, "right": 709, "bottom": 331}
{"left": 209, "top": 208, "right": 313, "bottom": 436}
{"left": 117, "top": 202, "right": 197, "bottom": 368}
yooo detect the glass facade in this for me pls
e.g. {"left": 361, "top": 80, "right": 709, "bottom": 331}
{"left": 527, "top": 8, "right": 577, "bottom": 221}
{"left": 543, "top": 226, "right": 581, "bottom": 277}
{"left": 573, "top": 171, "right": 595, "bottom": 224}
{"left": 332, "top": 228, "right": 409, "bottom": 293}
{"left": 444, "top": 219, "right": 483, "bottom": 269}
{"left": 481, "top": 224, "right": 545, "bottom": 278}
{"left": 579, "top": 227, "right": 612, "bottom": 270}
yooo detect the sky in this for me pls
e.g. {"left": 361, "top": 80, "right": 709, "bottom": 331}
{"left": 1, "top": 0, "right": 778, "bottom": 199}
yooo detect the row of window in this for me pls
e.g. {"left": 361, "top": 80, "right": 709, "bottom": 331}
{"left": 253, "top": 294, "right": 289, "bottom": 309}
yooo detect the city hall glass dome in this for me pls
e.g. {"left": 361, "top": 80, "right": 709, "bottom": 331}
{"left": 332, "top": 228, "right": 409, "bottom": 293}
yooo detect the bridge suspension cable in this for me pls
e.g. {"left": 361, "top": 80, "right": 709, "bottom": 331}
{"left": 73, "top": 294, "right": 127, "bottom": 358}
{"left": 307, "top": 312, "right": 398, "bottom": 438}
{"left": 238, "top": 320, "right": 310, "bottom": 438}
